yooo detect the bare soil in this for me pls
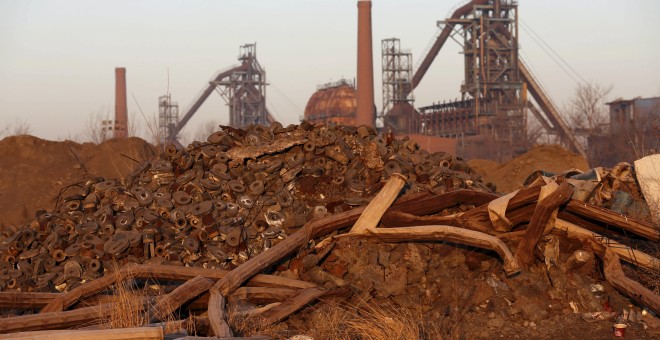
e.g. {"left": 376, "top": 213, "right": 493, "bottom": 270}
{"left": 468, "top": 144, "right": 589, "bottom": 193}
{"left": 0, "top": 135, "right": 155, "bottom": 228}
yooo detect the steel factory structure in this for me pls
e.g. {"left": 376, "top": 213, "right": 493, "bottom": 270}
{"left": 162, "top": 43, "right": 273, "bottom": 142}
{"left": 161, "top": 0, "right": 589, "bottom": 162}
{"left": 306, "top": 0, "right": 585, "bottom": 160}
{"left": 375, "top": 0, "right": 584, "bottom": 160}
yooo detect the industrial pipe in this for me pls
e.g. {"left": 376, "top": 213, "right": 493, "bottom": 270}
{"left": 114, "top": 67, "right": 128, "bottom": 139}
{"left": 356, "top": 0, "right": 375, "bottom": 128}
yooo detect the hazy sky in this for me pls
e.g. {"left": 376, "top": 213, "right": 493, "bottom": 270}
{"left": 1, "top": 0, "right": 659, "bottom": 142}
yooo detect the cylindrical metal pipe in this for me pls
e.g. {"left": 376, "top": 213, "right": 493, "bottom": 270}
{"left": 356, "top": 0, "right": 375, "bottom": 128}
{"left": 114, "top": 67, "right": 128, "bottom": 139}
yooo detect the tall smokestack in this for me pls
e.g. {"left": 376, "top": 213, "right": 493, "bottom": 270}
{"left": 114, "top": 67, "right": 128, "bottom": 139}
{"left": 356, "top": 0, "right": 375, "bottom": 128}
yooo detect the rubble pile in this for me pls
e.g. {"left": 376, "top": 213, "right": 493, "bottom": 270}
{"left": 0, "top": 122, "right": 486, "bottom": 293}
{"left": 0, "top": 122, "right": 658, "bottom": 339}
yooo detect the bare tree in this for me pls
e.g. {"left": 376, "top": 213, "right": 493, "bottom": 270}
{"left": 1, "top": 118, "right": 32, "bottom": 138}
{"left": 84, "top": 108, "right": 112, "bottom": 144}
{"left": 194, "top": 119, "right": 221, "bottom": 142}
{"left": 526, "top": 112, "right": 562, "bottom": 147}
{"left": 11, "top": 118, "right": 31, "bottom": 136}
{"left": 525, "top": 115, "right": 544, "bottom": 147}
{"left": 143, "top": 113, "right": 165, "bottom": 146}
{"left": 0, "top": 124, "right": 10, "bottom": 138}
{"left": 128, "top": 113, "right": 142, "bottom": 139}
{"left": 562, "top": 82, "right": 613, "bottom": 150}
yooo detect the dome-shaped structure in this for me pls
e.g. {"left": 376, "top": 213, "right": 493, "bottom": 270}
{"left": 304, "top": 80, "right": 357, "bottom": 125}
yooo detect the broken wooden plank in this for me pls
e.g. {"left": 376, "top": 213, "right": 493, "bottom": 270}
{"left": 350, "top": 225, "right": 520, "bottom": 277}
{"left": 602, "top": 248, "right": 660, "bottom": 315}
{"left": 230, "top": 302, "right": 282, "bottom": 319}
{"left": 554, "top": 219, "right": 660, "bottom": 272}
{"left": 388, "top": 190, "right": 498, "bottom": 216}
{"left": 565, "top": 200, "right": 660, "bottom": 241}
{"left": 459, "top": 184, "right": 543, "bottom": 232}
{"left": 558, "top": 210, "right": 632, "bottom": 238}
{"left": 0, "top": 327, "right": 163, "bottom": 340}
{"left": 515, "top": 181, "right": 573, "bottom": 268}
{"left": 259, "top": 287, "right": 327, "bottom": 326}
{"left": 0, "top": 292, "right": 58, "bottom": 309}
{"left": 229, "top": 287, "right": 299, "bottom": 305}
{"left": 380, "top": 210, "right": 459, "bottom": 229}
{"left": 179, "top": 286, "right": 304, "bottom": 311}
{"left": 0, "top": 301, "right": 148, "bottom": 334}
{"left": 178, "top": 336, "right": 272, "bottom": 340}
{"left": 149, "top": 276, "right": 215, "bottom": 323}
{"left": 40, "top": 264, "right": 315, "bottom": 313}
{"left": 207, "top": 291, "right": 233, "bottom": 338}
{"left": 350, "top": 173, "right": 407, "bottom": 234}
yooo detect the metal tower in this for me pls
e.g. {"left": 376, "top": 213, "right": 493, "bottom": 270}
{"left": 158, "top": 94, "right": 179, "bottom": 142}
{"left": 214, "top": 44, "right": 269, "bottom": 128}
{"left": 381, "top": 38, "right": 414, "bottom": 117}
{"left": 451, "top": 0, "right": 525, "bottom": 151}
{"left": 167, "top": 43, "right": 272, "bottom": 141}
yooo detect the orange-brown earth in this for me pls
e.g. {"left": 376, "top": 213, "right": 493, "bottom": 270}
{"left": 469, "top": 144, "right": 590, "bottom": 193}
{"left": 0, "top": 135, "right": 155, "bottom": 228}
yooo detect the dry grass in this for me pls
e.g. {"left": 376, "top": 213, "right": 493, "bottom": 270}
{"left": 227, "top": 305, "right": 289, "bottom": 338}
{"left": 95, "top": 263, "right": 184, "bottom": 334}
{"left": 96, "top": 266, "right": 149, "bottom": 330}
{"left": 301, "top": 297, "right": 444, "bottom": 340}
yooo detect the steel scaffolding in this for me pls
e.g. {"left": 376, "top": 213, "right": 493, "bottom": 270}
{"left": 158, "top": 94, "right": 179, "bottom": 142}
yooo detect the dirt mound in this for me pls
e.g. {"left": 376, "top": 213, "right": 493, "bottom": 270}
{"left": 469, "top": 144, "right": 589, "bottom": 193}
{"left": 0, "top": 135, "right": 154, "bottom": 227}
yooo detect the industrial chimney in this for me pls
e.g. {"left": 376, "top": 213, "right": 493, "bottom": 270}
{"left": 114, "top": 67, "right": 128, "bottom": 139}
{"left": 356, "top": 0, "right": 375, "bottom": 128}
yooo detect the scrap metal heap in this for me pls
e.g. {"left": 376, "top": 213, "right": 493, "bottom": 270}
{"left": 0, "top": 124, "right": 658, "bottom": 337}
{"left": 0, "top": 122, "right": 487, "bottom": 292}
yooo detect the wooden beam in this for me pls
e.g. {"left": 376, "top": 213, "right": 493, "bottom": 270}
{"left": 0, "top": 301, "right": 147, "bottom": 334}
{"left": 554, "top": 219, "right": 660, "bottom": 272}
{"left": 351, "top": 173, "right": 407, "bottom": 234}
{"left": 259, "top": 287, "right": 327, "bottom": 325}
{"left": 149, "top": 276, "right": 215, "bottom": 322}
{"left": 388, "top": 190, "right": 498, "bottom": 215}
{"left": 602, "top": 248, "right": 660, "bottom": 315}
{"left": 0, "top": 327, "right": 163, "bottom": 340}
{"left": 349, "top": 225, "right": 521, "bottom": 277}
{"left": 40, "top": 264, "right": 315, "bottom": 313}
{"left": 515, "top": 182, "right": 573, "bottom": 268}
{"left": 207, "top": 291, "right": 233, "bottom": 338}
{"left": 0, "top": 292, "right": 58, "bottom": 309}
{"left": 565, "top": 200, "right": 660, "bottom": 241}
{"left": 229, "top": 287, "right": 299, "bottom": 305}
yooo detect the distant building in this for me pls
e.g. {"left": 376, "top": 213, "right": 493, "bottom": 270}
{"left": 589, "top": 96, "right": 660, "bottom": 166}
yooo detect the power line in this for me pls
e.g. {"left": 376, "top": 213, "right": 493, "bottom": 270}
{"left": 520, "top": 24, "right": 581, "bottom": 87}
{"left": 271, "top": 84, "right": 304, "bottom": 116}
{"left": 266, "top": 97, "right": 284, "bottom": 123}
{"left": 520, "top": 19, "right": 588, "bottom": 86}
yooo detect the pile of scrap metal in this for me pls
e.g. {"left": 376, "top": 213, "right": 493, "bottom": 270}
{"left": 0, "top": 122, "right": 658, "bottom": 339}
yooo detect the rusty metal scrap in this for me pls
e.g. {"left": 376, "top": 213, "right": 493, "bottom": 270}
{"left": 0, "top": 122, "right": 485, "bottom": 294}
